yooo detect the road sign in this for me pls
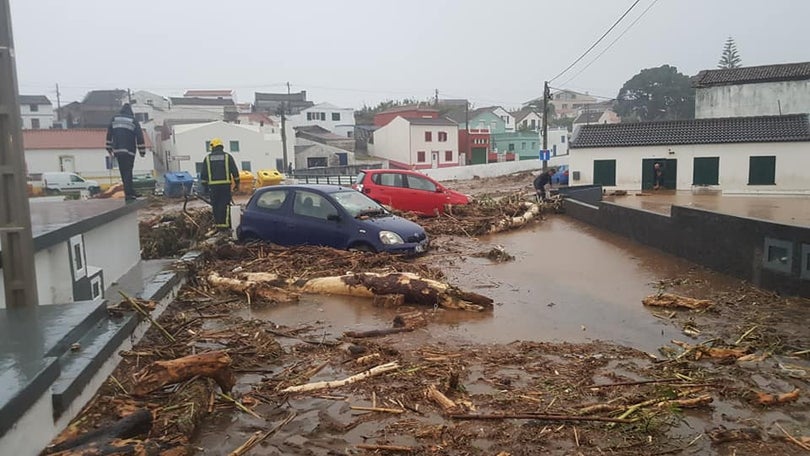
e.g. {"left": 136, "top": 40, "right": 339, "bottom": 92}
{"left": 173, "top": 155, "right": 191, "bottom": 161}
{"left": 538, "top": 150, "right": 551, "bottom": 161}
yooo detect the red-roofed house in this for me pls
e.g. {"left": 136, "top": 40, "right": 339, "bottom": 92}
{"left": 373, "top": 106, "right": 439, "bottom": 127}
{"left": 183, "top": 89, "right": 235, "bottom": 100}
{"left": 23, "top": 129, "right": 154, "bottom": 184}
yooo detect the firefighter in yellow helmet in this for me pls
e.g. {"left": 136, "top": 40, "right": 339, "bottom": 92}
{"left": 199, "top": 138, "right": 239, "bottom": 229}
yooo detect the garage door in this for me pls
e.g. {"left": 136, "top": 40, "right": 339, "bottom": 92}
{"left": 471, "top": 147, "right": 487, "bottom": 165}
{"left": 593, "top": 160, "right": 616, "bottom": 187}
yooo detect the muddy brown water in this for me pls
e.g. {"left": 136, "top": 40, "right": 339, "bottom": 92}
{"left": 243, "top": 217, "right": 723, "bottom": 354}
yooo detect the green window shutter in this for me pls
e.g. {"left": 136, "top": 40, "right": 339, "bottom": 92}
{"left": 693, "top": 157, "right": 719, "bottom": 185}
{"left": 230, "top": 141, "right": 240, "bottom": 152}
{"left": 241, "top": 161, "right": 251, "bottom": 171}
{"left": 748, "top": 156, "right": 776, "bottom": 185}
{"left": 593, "top": 160, "right": 616, "bottom": 186}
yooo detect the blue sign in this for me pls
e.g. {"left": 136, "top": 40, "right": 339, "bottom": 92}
{"left": 538, "top": 150, "right": 551, "bottom": 161}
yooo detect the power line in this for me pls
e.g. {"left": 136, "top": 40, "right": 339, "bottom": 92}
{"left": 548, "top": 0, "right": 642, "bottom": 83}
{"left": 559, "top": 0, "right": 660, "bottom": 87}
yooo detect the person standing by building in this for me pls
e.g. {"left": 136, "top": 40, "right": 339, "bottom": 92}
{"left": 533, "top": 167, "right": 556, "bottom": 202}
{"left": 200, "top": 138, "right": 239, "bottom": 229}
{"left": 653, "top": 162, "right": 664, "bottom": 190}
{"left": 105, "top": 103, "right": 146, "bottom": 201}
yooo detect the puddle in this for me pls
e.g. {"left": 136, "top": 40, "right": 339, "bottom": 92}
{"left": 242, "top": 217, "right": 714, "bottom": 353}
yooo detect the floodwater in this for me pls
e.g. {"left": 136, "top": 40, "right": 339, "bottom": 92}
{"left": 244, "top": 216, "right": 728, "bottom": 353}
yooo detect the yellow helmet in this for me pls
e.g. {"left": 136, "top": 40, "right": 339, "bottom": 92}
{"left": 209, "top": 138, "right": 223, "bottom": 150}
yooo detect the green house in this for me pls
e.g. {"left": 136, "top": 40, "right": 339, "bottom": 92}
{"left": 452, "top": 108, "right": 506, "bottom": 134}
{"left": 492, "top": 131, "right": 541, "bottom": 158}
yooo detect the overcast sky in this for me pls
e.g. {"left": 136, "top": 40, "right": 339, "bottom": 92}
{"left": 9, "top": 0, "right": 810, "bottom": 110}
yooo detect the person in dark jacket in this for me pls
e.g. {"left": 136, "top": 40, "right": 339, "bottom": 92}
{"left": 533, "top": 168, "right": 556, "bottom": 202}
{"left": 200, "top": 138, "right": 239, "bottom": 229}
{"left": 105, "top": 103, "right": 146, "bottom": 201}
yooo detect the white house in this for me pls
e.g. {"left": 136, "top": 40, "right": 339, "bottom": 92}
{"left": 694, "top": 61, "right": 810, "bottom": 119}
{"left": 130, "top": 90, "right": 169, "bottom": 124}
{"left": 543, "top": 127, "right": 570, "bottom": 157}
{"left": 167, "top": 97, "right": 235, "bottom": 122}
{"left": 569, "top": 114, "right": 810, "bottom": 194}
{"left": 23, "top": 129, "right": 154, "bottom": 185}
{"left": 369, "top": 116, "right": 459, "bottom": 169}
{"left": 512, "top": 108, "right": 543, "bottom": 131}
{"left": 19, "top": 95, "right": 54, "bottom": 130}
{"left": 291, "top": 102, "right": 355, "bottom": 138}
{"left": 163, "top": 121, "right": 283, "bottom": 176}
{"left": 491, "top": 106, "right": 515, "bottom": 132}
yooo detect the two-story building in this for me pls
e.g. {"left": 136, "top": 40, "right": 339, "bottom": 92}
{"left": 291, "top": 102, "right": 355, "bottom": 138}
{"left": 524, "top": 90, "right": 600, "bottom": 119}
{"left": 512, "top": 107, "right": 543, "bottom": 131}
{"left": 254, "top": 91, "right": 314, "bottom": 115}
{"left": 369, "top": 116, "right": 460, "bottom": 169}
{"left": 19, "top": 95, "right": 54, "bottom": 130}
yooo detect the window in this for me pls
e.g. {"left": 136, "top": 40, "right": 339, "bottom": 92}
{"left": 763, "top": 238, "right": 792, "bottom": 274}
{"left": 195, "top": 162, "right": 204, "bottom": 176}
{"left": 307, "top": 112, "right": 313, "bottom": 121}
{"left": 521, "top": 142, "right": 526, "bottom": 150}
{"left": 748, "top": 156, "right": 776, "bottom": 185}
{"left": 424, "top": 131, "right": 432, "bottom": 142}
{"left": 347, "top": 131, "right": 353, "bottom": 138}
{"left": 230, "top": 141, "right": 240, "bottom": 152}
{"left": 73, "top": 242, "right": 83, "bottom": 271}
{"left": 241, "top": 161, "right": 252, "bottom": 171}
{"left": 693, "top": 157, "right": 719, "bottom": 185}
{"left": 31, "top": 118, "right": 40, "bottom": 129}
{"left": 562, "top": 104, "right": 568, "bottom": 109}
{"left": 256, "top": 189, "right": 288, "bottom": 211}
{"left": 307, "top": 157, "right": 328, "bottom": 168}
{"left": 293, "top": 190, "right": 338, "bottom": 220}
{"left": 445, "top": 150, "right": 453, "bottom": 161}
{"left": 561, "top": 136, "right": 566, "bottom": 143}
{"left": 205, "top": 140, "right": 211, "bottom": 151}
{"left": 320, "top": 112, "right": 326, "bottom": 121}
{"left": 30, "top": 104, "right": 38, "bottom": 112}
{"left": 508, "top": 143, "right": 515, "bottom": 152}
{"left": 374, "top": 172, "right": 404, "bottom": 187}
{"left": 802, "top": 244, "right": 810, "bottom": 280}
{"left": 417, "top": 151, "right": 426, "bottom": 162}
{"left": 332, "top": 112, "right": 341, "bottom": 121}
{"left": 70, "top": 174, "right": 85, "bottom": 182}
{"left": 438, "top": 131, "right": 448, "bottom": 142}
{"left": 135, "top": 113, "right": 149, "bottom": 122}
{"left": 406, "top": 175, "right": 437, "bottom": 192}
{"left": 531, "top": 142, "right": 536, "bottom": 150}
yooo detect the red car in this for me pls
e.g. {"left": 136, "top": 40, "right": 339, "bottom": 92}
{"left": 353, "top": 169, "right": 470, "bottom": 216}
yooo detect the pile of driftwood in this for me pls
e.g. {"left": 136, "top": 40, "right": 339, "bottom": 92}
{"left": 140, "top": 209, "right": 213, "bottom": 259}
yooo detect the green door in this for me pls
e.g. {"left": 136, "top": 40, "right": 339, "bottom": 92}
{"left": 593, "top": 160, "right": 616, "bottom": 187}
{"left": 693, "top": 157, "right": 719, "bottom": 185}
{"left": 642, "top": 159, "right": 677, "bottom": 189}
{"left": 471, "top": 147, "right": 487, "bottom": 165}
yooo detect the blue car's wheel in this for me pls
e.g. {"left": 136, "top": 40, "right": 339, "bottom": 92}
{"left": 348, "top": 242, "right": 376, "bottom": 253}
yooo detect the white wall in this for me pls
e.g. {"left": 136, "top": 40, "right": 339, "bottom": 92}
{"left": 408, "top": 124, "right": 459, "bottom": 167}
{"left": 25, "top": 148, "right": 154, "bottom": 184}
{"left": 165, "top": 121, "right": 283, "bottom": 175}
{"left": 423, "top": 158, "right": 543, "bottom": 181}
{"left": 292, "top": 103, "right": 356, "bottom": 138}
{"left": 570, "top": 142, "right": 810, "bottom": 193}
{"left": 368, "top": 116, "right": 411, "bottom": 165}
{"left": 492, "top": 107, "right": 515, "bottom": 132}
{"left": 84, "top": 212, "right": 140, "bottom": 287}
{"left": 21, "top": 103, "right": 54, "bottom": 129}
{"left": 518, "top": 112, "right": 542, "bottom": 131}
{"left": 696, "top": 80, "right": 810, "bottom": 118}
{"left": 544, "top": 127, "right": 569, "bottom": 156}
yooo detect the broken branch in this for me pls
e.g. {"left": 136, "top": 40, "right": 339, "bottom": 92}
{"left": 280, "top": 361, "right": 400, "bottom": 393}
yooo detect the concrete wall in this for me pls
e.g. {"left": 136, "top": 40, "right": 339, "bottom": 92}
{"left": 83, "top": 212, "right": 140, "bottom": 289}
{"left": 408, "top": 123, "right": 459, "bottom": 169}
{"left": 696, "top": 80, "right": 810, "bottom": 118}
{"left": 569, "top": 141, "right": 810, "bottom": 193}
{"left": 20, "top": 103, "right": 54, "bottom": 130}
{"left": 165, "top": 121, "right": 282, "bottom": 176}
{"left": 25, "top": 149, "right": 153, "bottom": 183}
{"left": 564, "top": 198, "right": 810, "bottom": 298}
{"left": 422, "top": 158, "right": 543, "bottom": 181}
{"left": 368, "top": 116, "right": 412, "bottom": 165}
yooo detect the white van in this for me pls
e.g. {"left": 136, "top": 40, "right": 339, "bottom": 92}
{"left": 41, "top": 172, "right": 100, "bottom": 195}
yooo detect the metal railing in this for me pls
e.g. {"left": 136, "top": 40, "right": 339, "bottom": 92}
{"left": 293, "top": 175, "right": 356, "bottom": 186}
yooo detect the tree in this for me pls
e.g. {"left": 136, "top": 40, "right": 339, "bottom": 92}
{"left": 717, "top": 37, "right": 742, "bottom": 69}
{"left": 615, "top": 65, "right": 695, "bottom": 122}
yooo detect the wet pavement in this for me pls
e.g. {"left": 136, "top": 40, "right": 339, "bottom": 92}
{"left": 604, "top": 191, "right": 810, "bottom": 227}
{"left": 244, "top": 217, "right": 722, "bottom": 354}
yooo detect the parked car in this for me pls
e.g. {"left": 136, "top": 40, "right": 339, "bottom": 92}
{"left": 353, "top": 169, "right": 470, "bottom": 216}
{"left": 238, "top": 184, "right": 429, "bottom": 254}
{"left": 551, "top": 165, "right": 569, "bottom": 186}
{"left": 41, "top": 172, "right": 100, "bottom": 195}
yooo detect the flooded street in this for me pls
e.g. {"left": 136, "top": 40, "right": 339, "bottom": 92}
{"left": 245, "top": 216, "right": 715, "bottom": 353}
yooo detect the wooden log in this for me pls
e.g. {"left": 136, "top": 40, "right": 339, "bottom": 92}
{"left": 133, "top": 351, "right": 235, "bottom": 396}
{"left": 393, "top": 310, "right": 427, "bottom": 328}
{"left": 643, "top": 293, "right": 713, "bottom": 310}
{"left": 299, "top": 272, "right": 493, "bottom": 311}
{"left": 281, "top": 361, "right": 400, "bottom": 393}
{"left": 44, "top": 409, "right": 153, "bottom": 454}
{"left": 753, "top": 388, "right": 800, "bottom": 406}
{"left": 488, "top": 203, "right": 540, "bottom": 234}
{"left": 449, "top": 413, "right": 634, "bottom": 424}
{"left": 356, "top": 443, "right": 414, "bottom": 452}
{"left": 207, "top": 272, "right": 298, "bottom": 304}
{"left": 656, "top": 394, "right": 713, "bottom": 408}
{"left": 48, "top": 438, "right": 185, "bottom": 456}
{"left": 373, "top": 294, "right": 405, "bottom": 308}
{"left": 425, "top": 384, "right": 456, "bottom": 411}
{"left": 344, "top": 327, "right": 414, "bottom": 338}
{"left": 350, "top": 406, "right": 404, "bottom": 414}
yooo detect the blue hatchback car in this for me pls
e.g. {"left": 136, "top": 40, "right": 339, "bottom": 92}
{"left": 551, "top": 164, "right": 569, "bottom": 186}
{"left": 238, "top": 185, "right": 429, "bottom": 254}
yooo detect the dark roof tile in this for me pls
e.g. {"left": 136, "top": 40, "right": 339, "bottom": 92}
{"left": 693, "top": 62, "right": 810, "bottom": 87}
{"left": 19, "top": 95, "right": 51, "bottom": 105}
{"left": 570, "top": 114, "right": 810, "bottom": 148}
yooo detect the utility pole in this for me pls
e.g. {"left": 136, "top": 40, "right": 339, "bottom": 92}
{"left": 0, "top": 0, "right": 38, "bottom": 308}
{"left": 434, "top": 89, "right": 439, "bottom": 106}
{"left": 542, "top": 81, "right": 550, "bottom": 171}
{"left": 280, "top": 82, "right": 290, "bottom": 175}
{"left": 127, "top": 88, "right": 132, "bottom": 104}
{"left": 55, "top": 83, "right": 62, "bottom": 122}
